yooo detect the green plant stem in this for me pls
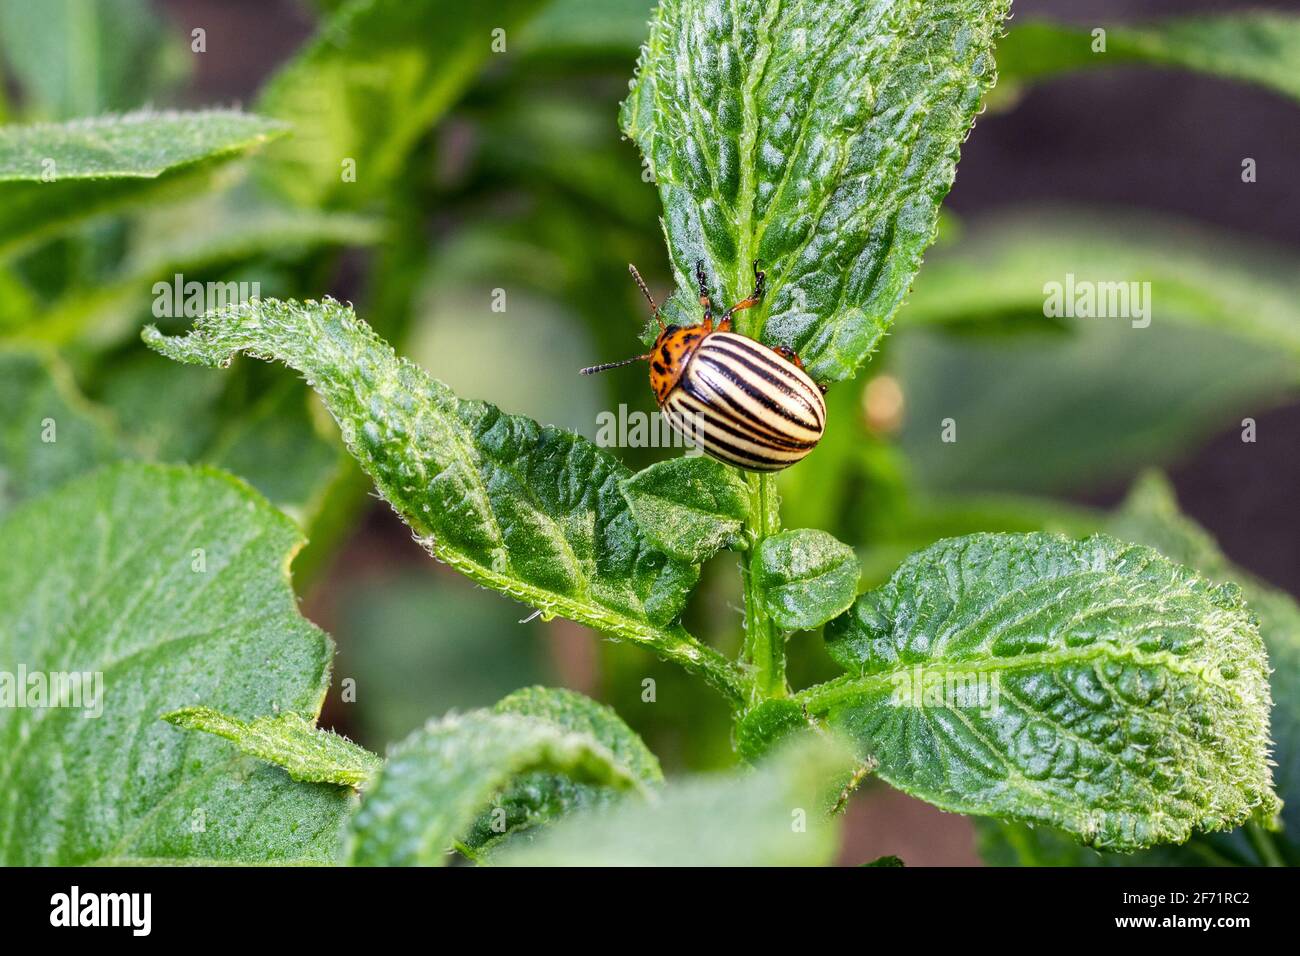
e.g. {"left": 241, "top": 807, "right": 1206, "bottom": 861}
{"left": 1245, "top": 821, "right": 1286, "bottom": 867}
{"left": 741, "top": 471, "right": 785, "bottom": 705}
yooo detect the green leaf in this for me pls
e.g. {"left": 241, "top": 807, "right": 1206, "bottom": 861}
{"left": 0, "top": 264, "right": 38, "bottom": 331}
{"left": 903, "top": 212, "right": 1300, "bottom": 357}
{"left": 1106, "top": 473, "right": 1234, "bottom": 581}
{"left": 163, "top": 706, "right": 382, "bottom": 790}
{"left": 803, "top": 532, "right": 1279, "bottom": 851}
{"left": 621, "top": 0, "right": 1012, "bottom": 383}
{"left": 143, "top": 297, "right": 745, "bottom": 703}
{"left": 756, "top": 528, "right": 859, "bottom": 632}
{"left": 0, "top": 110, "right": 286, "bottom": 258}
{"left": 256, "top": 0, "right": 546, "bottom": 206}
{"left": 998, "top": 13, "right": 1300, "bottom": 105}
{"left": 198, "top": 380, "right": 344, "bottom": 526}
{"left": 21, "top": 198, "right": 382, "bottom": 346}
{"left": 897, "top": 324, "right": 1296, "bottom": 496}
{"left": 908, "top": 477, "right": 1300, "bottom": 866}
{"left": 976, "top": 811, "right": 1293, "bottom": 867}
{"left": 495, "top": 733, "right": 855, "bottom": 866}
{"left": 853, "top": 490, "right": 1101, "bottom": 589}
{"left": 1104, "top": 474, "right": 1300, "bottom": 865}
{"left": 0, "top": 0, "right": 187, "bottom": 120}
{"left": 1228, "top": 591, "right": 1300, "bottom": 861}
{"left": 895, "top": 213, "right": 1300, "bottom": 494}
{"left": 0, "top": 462, "right": 353, "bottom": 865}
{"left": 620, "top": 455, "right": 750, "bottom": 563}
{"left": 463, "top": 686, "right": 665, "bottom": 851}
{"left": 0, "top": 110, "right": 284, "bottom": 181}
{"left": 495, "top": 686, "right": 663, "bottom": 785}
{"left": 344, "top": 710, "right": 646, "bottom": 865}
{"left": 24, "top": 347, "right": 344, "bottom": 524}
{"left": 0, "top": 348, "right": 125, "bottom": 515}
{"left": 863, "top": 854, "right": 905, "bottom": 867}
{"left": 0, "top": 346, "right": 343, "bottom": 526}
{"left": 332, "top": 571, "right": 554, "bottom": 746}
{"left": 734, "top": 697, "right": 810, "bottom": 763}
{"left": 516, "top": 0, "right": 655, "bottom": 62}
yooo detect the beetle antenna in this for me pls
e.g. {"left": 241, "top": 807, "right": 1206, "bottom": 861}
{"left": 580, "top": 353, "right": 651, "bottom": 375}
{"left": 628, "top": 263, "right": 666, "bottom": 331}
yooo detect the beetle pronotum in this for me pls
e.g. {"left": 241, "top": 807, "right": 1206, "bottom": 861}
{"left": 581, "top": 261, "right": 826, "bottom": 471}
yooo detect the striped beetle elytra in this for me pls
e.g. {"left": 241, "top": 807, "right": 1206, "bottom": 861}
{"left": 581, "top": 261, "right": 826, "bottom": 471}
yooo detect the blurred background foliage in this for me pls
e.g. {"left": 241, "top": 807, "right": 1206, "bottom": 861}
{"left": 1, "top": 0, "right": 1297, "bottom": 864}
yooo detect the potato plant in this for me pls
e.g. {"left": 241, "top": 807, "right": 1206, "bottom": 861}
{"left": 0, "top": 0, "right": 1298, "bottom": 867}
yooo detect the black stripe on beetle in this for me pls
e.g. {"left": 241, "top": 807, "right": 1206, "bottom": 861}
{"left": 679, "top": 365, "right": 819, "bottom": 442}
{"left": 663, "top": 399, "right": 800, "bottom": 470}
{"left": 579, "top": 260, "right": 827, "bottom": 472}
{"left": 675, "top": 376, "right": 819, "bottom": 449}
{"left": 686, "top": 338, "right": 824, "bottom": 432}
{"left": 699, "top": 338, "right": 825, "bottom": 426}
{"left": 666, "top": 390, "right": 816, "bottom": 455}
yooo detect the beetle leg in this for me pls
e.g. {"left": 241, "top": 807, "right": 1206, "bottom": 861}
{"left": 720, "top": 260, "right": 766, "bottom": 326}
{"left": 771, "top": 344, "right": 803, "bottom": 368}
{"left": 695, "top": 260, "right": 714, "bottom": 330}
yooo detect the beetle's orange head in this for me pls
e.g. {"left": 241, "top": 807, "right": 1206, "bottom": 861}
{"left": 648, "top": 324, "right": 707, "bottom": 405}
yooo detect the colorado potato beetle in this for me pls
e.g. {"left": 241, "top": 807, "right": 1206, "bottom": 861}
{"left": 581, "top": 261, "right": 826, "bottom": 471}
